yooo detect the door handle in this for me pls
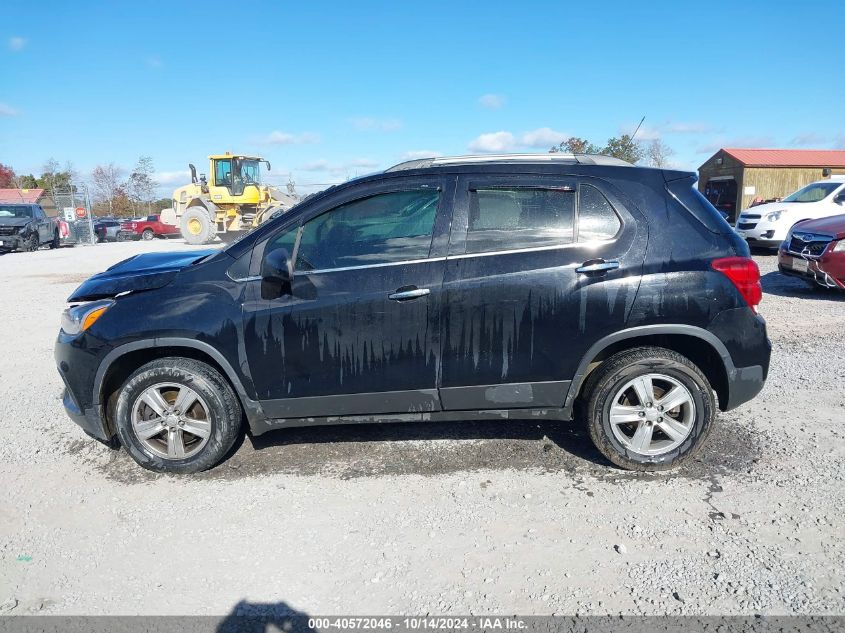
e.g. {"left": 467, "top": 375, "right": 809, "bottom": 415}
{"left": 576, "top": 259, "right": 620, "bottom": 274}
{"left": 388, "top": 287, "right": 430, "bottom": 301}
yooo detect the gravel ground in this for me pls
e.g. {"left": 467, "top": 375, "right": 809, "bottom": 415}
{"left": 0, "top": 240, "right": 843, "bottom": 617}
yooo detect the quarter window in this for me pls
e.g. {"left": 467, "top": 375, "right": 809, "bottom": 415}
{"left": 295, "top": 189, "right": 440, "bottom": 271}
{"left": 467, "top": 188, "right": 575, "bottom": 253}
{"left": 578, "top": 185, "right": 621, "bottom": 241}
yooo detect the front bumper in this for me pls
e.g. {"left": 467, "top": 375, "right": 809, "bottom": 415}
{"left": 0, "top": 234, "right": 23, "bottom": 250}
{"left": 778, "top": 248, "right": 845, "bottom": 290}
{"left": 734, "top": 221, "right": 786, "bottom": 248}
{"left": 55, "top": 331, "right": 112, "bottom": 442}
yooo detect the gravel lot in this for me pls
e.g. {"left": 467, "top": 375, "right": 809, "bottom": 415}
{"left": 0, "top": 240, "right": 843, "bottom": 617}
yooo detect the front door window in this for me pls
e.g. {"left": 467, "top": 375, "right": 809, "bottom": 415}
{"left": 214, "top": 159, "right": 232, "bottom": 189}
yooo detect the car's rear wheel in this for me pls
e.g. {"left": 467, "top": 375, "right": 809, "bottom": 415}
{"left": 114, "top": 357, "right": 242, "bottom": 473}
{"left": 141, "top": 228, "right": 154, "bottom": 241}
{"left": 50, "top": 230, "right": 60, "bottom": 249}
{"left": 582, "top": 346, "right": 715, "bottom": 471}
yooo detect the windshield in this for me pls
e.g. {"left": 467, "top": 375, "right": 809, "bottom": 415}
{"left": 238, "top": 159, "right": 261, "bottom": 185}
{"left": 783, "top": 182, "right": 841, "bottom": 203}
{"left": 0, "top": 205, "right": 33, "bottom": 218}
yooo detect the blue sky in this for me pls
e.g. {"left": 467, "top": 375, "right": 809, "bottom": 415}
{"left": 2, "top": 0, "right": 844, "bottom": 196}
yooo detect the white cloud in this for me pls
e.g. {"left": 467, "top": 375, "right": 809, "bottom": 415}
{"left": 299, "top": 158, "right": 379, "bottom": 175}
{"left": 665, "top": 121, "right": 711, "bottom": 134}
{"left": 401, "top": 150, "right": 442, "bottom": 160}
{"left": 263, "top": 130, "right": 320, "bottom": 145}
{"left": 468, "top": 131, "right": 516, "bottom": 153}
{"left": 153, "top": 170, "right": 191, "bottom": 185}
{"left": 478, "top": 94, "right": 505, "bottom": 109}
{"left": 790, "top": 132, "right": 826, "bottom": 147}
{"left": 621, "top": 122, "right": 662, "bottom": 141}
{"left": 8, "top": 37, "right": 26, "bottom": 52}
{"left": 0, "top": 103, "right": 18, "bottom": 117}
{"left": 695, "top": 136, "right": 776, "bottom": 154}
{"left": 349, "top": 117, "right": 403, "bottom": 131}
{"left": 520, "top": 127, "right": 568, "bottom": 148}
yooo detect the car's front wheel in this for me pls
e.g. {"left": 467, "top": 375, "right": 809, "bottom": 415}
{"left": 24, "top": 233, "right": 39, "bottom": 252}
{"left": 582, "top": 347, "right": 715, "bottom": 471}
{"left": 114, "top": 357, "right": 242, "bottom": 473}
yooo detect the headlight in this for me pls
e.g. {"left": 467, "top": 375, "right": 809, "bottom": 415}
{"left": 61, "top": 300, "right": 114, "bottom": 335}
{"left": 765, "top": 210, "right": 785, "bottom": 222}
{"left": 832, "top": 240, "right": 845, "bottom": 253}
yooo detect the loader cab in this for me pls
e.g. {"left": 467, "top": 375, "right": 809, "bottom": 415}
{"left": 209, "top": 154, "right": 269, "bottom": 201}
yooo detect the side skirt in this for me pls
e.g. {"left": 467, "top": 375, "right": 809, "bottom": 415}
{"left": 249, "top": 407, "right": 573, "bottom": 436}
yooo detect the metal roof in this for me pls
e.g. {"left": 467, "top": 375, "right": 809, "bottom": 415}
{"left": 0, "top": 188, "right": 45, "bottom": 203}
{"left": 386, "top": 153, "right": 633, "bottom": 172}
{"left": 720, "top": 148, "right": 845, "bottom": 167}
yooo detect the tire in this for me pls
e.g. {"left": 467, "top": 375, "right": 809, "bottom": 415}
{"left": 114, "top": 357, "right": 242, "bottom": 473}
{"left": 582, "top": 346, "right": 715, "bottom": 471}
{"left": 24, "top": 233, "right": 39, "bottom": 252}
{"left": 141, "top": 228, "right": 154, "bottom": 241}
{"left": 50, "top": 230, "right": 60, "bottom": 249}
{"left": 181, "top": 206, "right": 215, "bottom": 245}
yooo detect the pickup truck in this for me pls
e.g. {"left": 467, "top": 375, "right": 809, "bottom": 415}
{"left": 117, "top": 214, "right": 180, "bottom": 241}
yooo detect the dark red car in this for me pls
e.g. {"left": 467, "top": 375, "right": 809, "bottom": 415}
{"left": 778, "top": 214, "right": 845, "bottom": 290}
{"left": 117, "top": 214, "right": 180, "bottom": 241}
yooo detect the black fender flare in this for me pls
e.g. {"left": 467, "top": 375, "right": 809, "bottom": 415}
{"left": 93, "top": 337, "right": 265, "bottom": 429}
{"left": 562, "top": 324, "right": 736, "bottom": 413}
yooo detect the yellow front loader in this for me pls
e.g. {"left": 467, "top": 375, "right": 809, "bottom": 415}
{"left": 164, "top": 152, "right": 298, "bottom": 245}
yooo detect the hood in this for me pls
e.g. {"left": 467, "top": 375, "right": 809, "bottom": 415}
{"left": 68, "top": 249, "right": 217, "bottom": 301}
{"left": 790, "top": 214, "right": 845, "bottom": 239}
{"left": 0, "top": 216, "right": 33, "bottom": 227}
{"left": 742, "top": 201, "right": 816, "bottom": 216}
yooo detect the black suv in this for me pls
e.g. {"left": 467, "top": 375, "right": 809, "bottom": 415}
{"left": 55, "top": 154, "right": 770, "bottom": 473}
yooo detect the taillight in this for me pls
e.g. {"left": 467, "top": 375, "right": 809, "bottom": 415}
{"left": 711, "top": 256, "right": 762, "bottom": 312}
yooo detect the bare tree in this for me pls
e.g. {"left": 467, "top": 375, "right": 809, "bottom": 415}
{"left": 645, "top": 139, "right": 675, "bottom": 168}
{"left": 126, "top": 156, "right": 158, "bottom": 214}
{"left": 91, "top": 163, "right": 125, "bottom": 215}
{"left": 41, "top": 158, "right": 61, "bottom": 198}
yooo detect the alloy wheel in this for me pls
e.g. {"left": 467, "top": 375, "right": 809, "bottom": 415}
{"left": 608, "top": 373, "right": 696, "bottom": 456}
{"left": 131, "top": 382, "right": 211, "bottom": 459}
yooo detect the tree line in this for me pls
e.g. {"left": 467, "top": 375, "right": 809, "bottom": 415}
{"left": 0, "top": 157, "right": 171, "bottom": 217}
{"left": 550, "top": 135, "right": 674, "bottom": 167}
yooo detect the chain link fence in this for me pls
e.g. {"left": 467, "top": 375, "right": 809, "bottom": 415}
{"left": 51, "top": 184, "right": 96, "bottom": 245}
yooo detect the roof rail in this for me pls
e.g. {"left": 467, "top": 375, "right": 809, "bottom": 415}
{"left": 386, "top": 153, "right": 633, "bottom": 172}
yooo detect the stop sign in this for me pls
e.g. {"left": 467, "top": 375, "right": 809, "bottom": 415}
{"left": 75, "top": 207, "right": 87, "bottom": 219}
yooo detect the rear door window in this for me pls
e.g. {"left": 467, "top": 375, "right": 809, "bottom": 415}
{"left": 467, "top": 187, "right": 575, "bottom": 253}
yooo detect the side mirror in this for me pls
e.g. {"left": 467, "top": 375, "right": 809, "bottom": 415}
{"left": 261, "top": 248, "right": 292, "bottom": 299}
{"left": 835, "top": 192, "right": 845, "bottom": 205}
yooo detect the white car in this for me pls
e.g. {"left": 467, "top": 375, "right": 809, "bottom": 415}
{"left": 735, "top": 176, "right": 845, "bottom": 249}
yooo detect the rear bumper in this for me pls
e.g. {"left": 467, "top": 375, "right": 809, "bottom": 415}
{"left": 117, "top": 230, "right": 140, "bottom": 241}
{"left": 725, "top": 364, "right": 766, "bottom": 410}
{"left": 706, "top": 308, "right": 771, "bottom": 411}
